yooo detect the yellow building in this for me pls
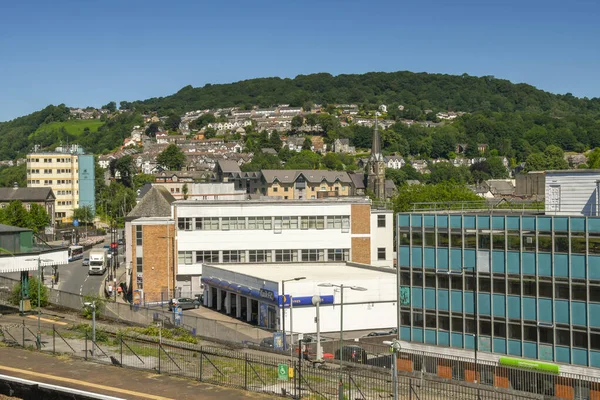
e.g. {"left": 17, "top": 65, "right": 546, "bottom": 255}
{"left": 260, "top": 170, "right": 352, "bottom": 200}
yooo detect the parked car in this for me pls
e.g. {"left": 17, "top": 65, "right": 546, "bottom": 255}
{"left": 334, "top": 345, "right": 368, "bottom": 364}
{"left": 82, "top": 258, "right": 90, "bottom": 267}
{"left": 168, "top": 297, "right": 200, "bottom": 311}
{"left": 260, "top": 337, "right": 274, "bottom": 348}
{"left": 366, "top": 331, "right": 390, "bottom": 337}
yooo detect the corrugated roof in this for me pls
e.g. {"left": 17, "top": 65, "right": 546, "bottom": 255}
{"left": 0, "top": 224, "right": 31, "bottom": 233}
{"left": 0, "top": 187, "right": 55, "bottom": 202}
{"left": 261, "top": 170, "right": 352, "bottom": 184}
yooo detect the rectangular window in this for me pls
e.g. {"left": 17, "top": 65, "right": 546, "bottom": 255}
{"left": 493, "top": 279, "right": 506, "bottom": 294}
{"left": 301, "top": 249, "right": 324, "bottom": 262}
{"left": 177, "top": 217, "right": 192, "bottom": 231}
{"left": 424, "top": 232, "right": 436, "bottom": 246}
{"left": 221, "top": 217, "right": 246, "bottom": 230}
{"left": 539, "top": 281, "right": 552, "bottom": 298}
{"left": 571, "top": 236, "right": 586, "bottom": 254}
{"left": 377, "top": 215, "right": 386, "bottom": 228}
{"left": 507, "top": 235, "right": 520, "bottom": 251}
{"left": 377, "top": 247, "right": 386, "bottom": 260}
{"left": 508, "top": 280, "right": 521, "bottom": 295}
{"left": 327, "top": 215, "right": 345, "bottom": 229}
{"left": 523, "top": 280, "right": 536, "bottom": 296}
{"left": 538, "top": 233, "right": 552, "bottom": 252}
{"left": 195, "top": 217, "right": 219, "bottom": 230}
{"left": 478, "top": 234, "right": 491, "bottom": 249}
{"left": 554, "top": 236, "right": 569, "bottom": 253}
{"left": 524, "top": 325, "right": 537, "bottom": 341}
{"left": 328, "top": 249, "right": 349, "bottom": 261}
{"left": 572, "top": 285, "right": 586, "bottom": 301}
{"left": 248, "top": 217, "right": 273, "bottom": 230}
{"left": 508, "top": 324, "right": 521, "bottom": 340}
{"left": 451, "top": 276, "right": 462, "bottom": 290}
{"left": 276, "top": 249, "right": 298, "bottom": 262}
{"left": 249, "top": 250, "right": 272, "bottom": 263}
{"left": 451, "top": 317, "right": 463, "bottom": 332}
{"left": 492, "top": 234, "right": 505, "bottom": 250}
{"left": 555, "top": 283, "right": 569, "bottom": 299}
{"left": 222, "top": 250, "right": 245, "bottom": 263}
{"left": 451, "top": 233, "right": 462, "bottom": 248}
{"left": 438, "top": 275, "right": 449, "bottom": 289}
{"left": 301, "top": 216, "right": 325, "bottom": 230}
{"left": 196, "top": 250, "right": 219, "bottom": 263}
{"left": 412, "top": 232, "right": 423, "bottom": 246}
{"left": 426, "top": 313, "right": 437, "bottom": 328}
{"left": 136, "top": 257, "right": 143, "bottom": 273}
{"left": 464, "top": 231, "right": 476, "bottom": 248}
{"left": 178, "top": 251, "right": 193, "bottom": 265}
{"left": 135, "top": 226, "right": 142, "bottom": 246}
{"left": 556, "top": 329, "right": 570, "bottom": 346}
{"left": 523, "top": 235, "right": 536, "bottom": 251}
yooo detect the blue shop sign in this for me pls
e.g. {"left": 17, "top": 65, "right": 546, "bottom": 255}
{"left": 279, "top": 295, "right": 334, "bottom": 307}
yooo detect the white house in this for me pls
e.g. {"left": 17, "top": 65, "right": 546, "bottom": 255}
{"left": 385, "top": 156, "right": 405, "bottom": 170}
{"left": 545, "top": 169, "right": 600, "bottom": 216}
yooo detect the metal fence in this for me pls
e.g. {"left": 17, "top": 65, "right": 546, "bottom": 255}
{"left": 0, "top": 319, "right": 546, "bottom": 400}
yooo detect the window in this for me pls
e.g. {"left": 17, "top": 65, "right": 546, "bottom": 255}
{"left": 276, "top": 249, "right": 298, "bottom": 262}
{"left": 135, "top": 226, "right": 142, "bottom": 246}
{"left": 424, "top": 232, "right": 435, "bottom": 246}
{"left": 328, "top": 249, "right": 349, "bottom": 261}
{"left": 248, "top": 217, "right": 273, "bottom": 230}
{"left": 425, "top": 274, "right": 436, "bottom": 288}
{"left": 377, "top": 215, "right": 386, "bottom": 228}
{"left": 451, "top": 233, "right": 462, "bottom": 248}
{"left": 492, "top": 234, "right": 505, "bottom": 250}
{"left": 538, "top": 233, "right": 552, "bottom": 252}
{"left": 555, "top": 283, "right": 569, "bottom": 299}
{"left": 493, "top": 279, "right": 505, "bottom": 294}
{"left": 539, "top": 327, "right": 553, "bottom": 344}
{"left": 523, "top": 235, "right": 536, "bottom": 251}
{"left": 539, "top": 281, "right": 552, "bottom": 298}
{"left": 177, "top": 217, "right": 192, "bottom": 231}
{"left": 222, "top": 250, "right": 245, "bottom": 263}
{"left": 523, "top": 280, "right": 536, "bottom": 296}
{"left": 301, "top": 216, "right": 325, "bottom": 230}
{"left": 249, "top": 250, "right": 272, "bottom": 263}
{"left": 438, "top": 275, "right": 449, "bottom": 289}
{"left": 327, "top": 216, "right": 346, "bottom": 229}
{"left": 178, "top": 251, "right": 193, "bottom": 265}
{"left": 195, "top": 217, "right": 219, "bottom": 230}
{"left": 426, "top": 313, "right": 436, "bottom": 328}
{"left": 478, "top": 278, "right": 491, "bottom": 293}
{"left": 555, "top": 236, "right": 569, "bottom": 253}
{"left": 508, "top": 280, "right": 521, "bottom": 295}
{"left": 280, "top": 216, "right": 298, "bottom": 229}
{"left": 592, "top": 286, "right": 600, "bottom": 302}
{"left": 196, "top": 251, "right": 218, "bottom": 263}
{"left": 478, "top": 234, "right": 491, "bottom": 249}
{"left": 556, "top": 329, "right": 570, "bottom": 346}
{"left": 508, "top": 324, "right": 521, "bottom": 340}
{"left": 451, "top": 276, "right": 462, "bottom": 290}
{"left": 136, "top": 257, "right": 143, "bottom": 273}
{"left": 221, "top": 217, "right": 246, "bottom": 230}
{"left": 452, "top": 317, "right": 463, "bottom": 332}
{"left": 273, "top": 187, "right": 278, "bottom": 192}
{"left": 377, "top": 247, "right": 386, "bottom": 261}
{"left": 572, "top": 285, "right": 586, "bottom": 301}
{"left": 494, "top": 322, "right": 506, "bottom": 338}
{"left": 301, "top": 249, "right": 324, "bottom": 262}
{"left": 412, "top": 232, "right": 423, "bottom": 246}
{"left": 571, "top": 236, "right": 586, "bottom": 254}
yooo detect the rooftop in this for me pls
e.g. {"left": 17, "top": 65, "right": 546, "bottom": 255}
{"left": 203, "top": 262, "right": 395, "bottom": 283}
{"left": 173, "top": 196, "right": 371, "bottom": 206}
{"left": 405, "top": 199, "right": 546, "bottom": 214}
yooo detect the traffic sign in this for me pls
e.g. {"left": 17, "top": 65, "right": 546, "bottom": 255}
{"left": 277, "top": 364, "right": 289, "bottom": 381}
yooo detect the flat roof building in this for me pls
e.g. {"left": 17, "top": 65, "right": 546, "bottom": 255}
{"left": 202, "top": 262, "right": 397, "bottom": 333}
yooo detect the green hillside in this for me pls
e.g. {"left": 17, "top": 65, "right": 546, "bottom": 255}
{"left": 33, "top": 120, "right": 103, "bottom": 137}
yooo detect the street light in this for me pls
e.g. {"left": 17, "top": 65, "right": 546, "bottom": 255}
{"left": 318, "top": 283, "right": 367, "bottom": 377}
{"left": 281, "top": 277, "right": 306, "bottom": 356}
{"left": 26, "top": 257, "right": 53, "bottom": 350}
{"left": 383, "top": 339, "right": 401, "bottom": 400}
{"left": 83, "top": 301, "right": 96, "bottom": 356}
{"left": 311, "top": 295, "right": 323, "bottom": 361}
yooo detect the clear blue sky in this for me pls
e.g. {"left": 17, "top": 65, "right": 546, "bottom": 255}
{"left": 1, "top": 0, "right": 598, "bottom": 122}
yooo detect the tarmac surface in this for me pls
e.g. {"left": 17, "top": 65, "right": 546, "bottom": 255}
{"left": 0, "top": 346, "right": 273, "bottom": 400}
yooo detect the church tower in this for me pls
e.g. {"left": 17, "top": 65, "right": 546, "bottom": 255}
{"left": 366, "top": 114, "right": 386, "bottom": 199}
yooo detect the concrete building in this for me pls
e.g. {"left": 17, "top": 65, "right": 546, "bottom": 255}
{"left": 26, "top": 145, "right": 95, "bottom": 223}
{"left": 397, "top": 210, "right": 600, "bottom": 372}
{"left": 0, "top": 186, "right": 56, "bottom": 227}
{"left": 201, "top": 262, "right": 397, "bottom": 332}
{"left": 515, "top": 172, "right": 545, "bottom": 199}
{"left": 260, "top": 170, "right": 353, "bottom": 199}
{"left": 545, "top": 169, "right": 600, "bottom": 216}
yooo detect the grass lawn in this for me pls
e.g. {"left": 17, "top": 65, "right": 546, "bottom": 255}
{"left": 33, "top": 120, "right": 104, "bottom": 137}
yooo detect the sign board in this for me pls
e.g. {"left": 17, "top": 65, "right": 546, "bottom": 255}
{"left": 279, "top": 295, "right": 334, "bottom": 306}
{"left": 273, "top": 332, "right": 284, "bottom": 351}
{"left": 259, "top": 288, "right": 275, "bottom": 301}
{"left": 133, "top": 290, "right": 142, "bottom": 306}
{"left": 277, "top": 364, "right": 289, "bottom": 381}
{"left": 45, "top": 226, "right": 54, "bottom": 235}
{"left": 498, "top": 357, "right": 559, "bottom": 374}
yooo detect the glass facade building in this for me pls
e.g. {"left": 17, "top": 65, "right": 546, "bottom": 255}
{"left": 398, "top": 213, "right": 600, "bottom": 368}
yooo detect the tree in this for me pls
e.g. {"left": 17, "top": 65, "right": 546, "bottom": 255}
{"left": 182, "top": 184, "right": 189, "bottom": 200}
{"left": 285, "top": 150, "right": 322, "bottom": 170}
{"left": 270, "top": 132, "right": 283, "bottom": 150}
{"left": 116, "top": 155, "right": 135, "bottom": 188}
{"left": 587, "top": 148, "right": 600, "bottom": 169}
{"left": 428, "top": 163, "right": 471, "bottom": 184}
{"left": 0, "top": 164, "right": 26, "bottom": 188}
{"left": 322, "top": 153, "right": 344, "bottom": 170}
{"left": 302, "top": 137, "right": 312, "bottom": 151}
{"left": 166, "top": 113, "right": 182, "bottom": 131}
{"left": 385, "top": 168, "right": 408, "bottom": 186}
{"left": 26, "top": 204, "right": 51, "bottom": 233}
{"left": 393, "top": 182, "right": 481, "bottom": 213}
{"left": 72, "top": 206, "right": 94, "bottom": 227}
{"left": 240, "top": 152, "right": 281, "bottom": 171}
{"left": 0, "top": 201, "right": 28, "bottom": 227}
{"left": 119, "top": 101, "right": 132, "bottom": 110}
{"left": 102, "top": 101, "right": 117, "bottom": 112}
{"left": 157, "top": 144, "right": 186, "bottom": 171}
{"left": 291, "top": 115, "right": 304, "bottom": 129}
{"left": 133, "top": 174, "right": 156, "bottom": 190}
{"left": 145, "top": 122, "right": 161, "bottom": 137}
{"left": 10, "top": 276, "right": 48, "bottom": 308}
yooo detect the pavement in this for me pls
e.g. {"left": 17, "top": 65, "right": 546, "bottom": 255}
{"left": 0, "top": 346, "right": 272, "bottom": 400}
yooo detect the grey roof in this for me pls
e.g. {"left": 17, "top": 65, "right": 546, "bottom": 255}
{"left": 336, "top": 138, "right": 350, "bottom": 145}
{"left": 0, "top": 187, "right": 55, "bottom": 202}
{"left": 260, "top": 148, "right": 278, "bottom": 155}
{"left": 348, "top": 172, "right": 366, "bottom": 189}
{"left": 0, "top": 224, "right": 30, "bottom": 233}
{"left": 385, "top": 179, "right": 397, "bottom": 191}
{"left": 127, "top": 186, "right": 175, "bottom": 219}
{"left": 217, "top": 159, "right": 242, "bottom": 174}
{"left": 261, "top": 170, "right": 352, "bottom": 184}
{"left": 385, "top": 156, "right": 404, "bottom": 162}
{"left": 486, "top": 180, "right": 515, "bottom": 195}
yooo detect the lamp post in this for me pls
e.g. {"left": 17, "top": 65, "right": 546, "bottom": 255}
{"left": 84, "top": 301, "right": 96, "bottom": 356}
{"left": 281, "top": 277, "right": 306, "bottom": 355}
{"left": 383, "top": 340, "right": 401, "bottom": 400}
{"left": 311, "top": 295, "right": 323, "bottom": 361}
{"left": 318, "top": 283, "right": 367, "bottom": 377}
{"left": 26, "top": 257, "right": 53, "bottom": 350}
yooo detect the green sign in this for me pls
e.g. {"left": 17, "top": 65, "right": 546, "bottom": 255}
{"left": 498, "top": 357, "right": 560, "bottom": 374}
{"left": 278, "top": 364, "right": 289, "bottom": 381}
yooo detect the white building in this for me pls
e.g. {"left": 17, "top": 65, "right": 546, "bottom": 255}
{"left": 173, "top": 198, "right": 394, "bottom": 294}
{"left": 545, "top": 169, "right": 600, "bottom": 216}
{"left": 201, "top": 262, "right": 397, "bottom": 333}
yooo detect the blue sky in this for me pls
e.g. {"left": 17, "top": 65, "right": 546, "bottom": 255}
{"left": 0, "top": 0, "right": 598, "bottom": 122}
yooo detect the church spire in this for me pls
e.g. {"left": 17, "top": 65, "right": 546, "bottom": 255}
{"left": 370, "top": 112, "right": 382, "bottom": 161}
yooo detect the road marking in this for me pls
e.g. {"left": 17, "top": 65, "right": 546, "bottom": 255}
{"left": 26, "top": 315, "right": 68, "bottom": 326}
{"left": 0, "top": 365, "right": 175, "bottom": 400}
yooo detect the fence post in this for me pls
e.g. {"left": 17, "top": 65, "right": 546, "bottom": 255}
{"left": 158, "top": 343, "right": 161, "bottom": 374}
{"left": 22, "top": 319, "right": 25, "bottom": 348}
{"left": 409, "top": 378, "right": 412, "bottom": 400}
{"left": 52, "top": 325, "right": 55, "bottom": 353}
{"left": 294, "top": 360, "right": 298, "bottom": 400}
{"left": 85, "top": 331, "right": 88, "bottom": 361}
{"left": 244, "top": 353, "right": 248, "bottom": 390}
{"left": 120, "top": 336, "right": 123, "bottom": 366}
{"left": 199, "top": 346, "right": 203, "bottom": 381}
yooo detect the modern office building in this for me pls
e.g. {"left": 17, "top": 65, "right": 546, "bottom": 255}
{"left": 26, "top": 145, "right": 95, "bottom": 223}
{"left": 397, "top": 211, "right": 600, "bottom": 369}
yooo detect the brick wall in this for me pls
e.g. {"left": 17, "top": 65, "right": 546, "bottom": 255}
{"left": 132, "top": 223, "right": 175, "bottom": 302}
{"left": 351, "top": 204, "right": 370, "bottom": 234}
{"left": 351, "top": 237, "right": 371, "bottom": 264}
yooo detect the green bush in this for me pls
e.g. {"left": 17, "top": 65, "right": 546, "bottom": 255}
{"left": 9, "top": 276, "right": 48, "bottom": 307}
